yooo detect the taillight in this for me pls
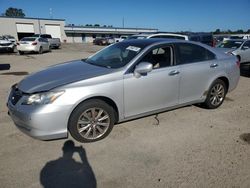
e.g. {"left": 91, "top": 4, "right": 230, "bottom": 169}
{"left": 236, "top": 60, "right": 240, "bottom": 67}
{"left": 32, "top": 42, "right": 37, "bottom": 45}
{"left": 212, "top": 39, "right": 216, "bottom": 47}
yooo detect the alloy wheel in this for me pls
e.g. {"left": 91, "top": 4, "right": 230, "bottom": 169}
{"left": 209, "top": 83, "right": 225, "bottom": 106}
{"left": 77, "top": 108, "right": 110, "bottom": 140}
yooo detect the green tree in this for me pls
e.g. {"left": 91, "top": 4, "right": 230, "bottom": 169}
{"left": 214, "top": 29, "right": 221, "bottom": 34}
{"left": 236, "top": 29, "right": 244, "bottom": 34}
{"left": 4, "top": 7, "right": 25, "bottom": 17}
{"left": 94, "top": 24, "right": 100, "bottom": 27}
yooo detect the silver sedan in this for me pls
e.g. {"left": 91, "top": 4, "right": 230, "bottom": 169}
{"left": 7, "top": 39, "right": 240, "bottom": 142}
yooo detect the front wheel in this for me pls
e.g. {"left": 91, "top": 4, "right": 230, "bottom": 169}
{"left": 203, "top": 79, "right": 227, "bottom": 109}
{"left": 68, "top": 99, "right": 115, "bottom": 142}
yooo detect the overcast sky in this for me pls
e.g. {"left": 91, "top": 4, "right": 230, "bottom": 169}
{"left": 0, "top": 0, "right": 250, "bottom": 32}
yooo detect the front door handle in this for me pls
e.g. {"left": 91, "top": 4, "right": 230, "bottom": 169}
{"left": 169, "top": 70, "right": 180, "bottom": 76}
{"left": 210, "top": 63, "right": 218, "bottom": 68}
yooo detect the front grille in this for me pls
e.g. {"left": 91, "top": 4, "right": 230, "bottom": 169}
{"left": 0, "top": 43, "right": 12, "bottom": 46}
{"left": 10, "top": 87, "right": 23, "bottom": 105}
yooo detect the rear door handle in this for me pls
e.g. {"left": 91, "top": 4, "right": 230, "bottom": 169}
{"left": 169, "top": 70, "right": 180, "bottom": 76}
{"left": 210, "top": 63, "right": 218, "bottom": 68}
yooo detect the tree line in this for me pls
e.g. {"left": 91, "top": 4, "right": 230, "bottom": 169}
{"left": 213, "top": 29, "right": 250, "bottom": 35}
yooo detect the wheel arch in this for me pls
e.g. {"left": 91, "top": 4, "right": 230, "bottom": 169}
{"left": 204, "top": 76, "right": 230, "bottom": 98}
{"left": 216, "top": 76, "right": 229, "bottom": 92}
{"left": 68, "top": 96, "right": 120, "bottom": 126}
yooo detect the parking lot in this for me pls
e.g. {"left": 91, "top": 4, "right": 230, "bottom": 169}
{"left": 0, "top": 43, "right": 250, "bottom": 187}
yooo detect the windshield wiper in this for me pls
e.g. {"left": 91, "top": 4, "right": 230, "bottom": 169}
{"left": 82, "top": 59, "right": 111, "bottom": 69}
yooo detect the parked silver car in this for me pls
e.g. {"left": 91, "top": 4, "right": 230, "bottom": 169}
{"left": 7, "top": 39, "right": 240, "bottom": 142}
{"left": 216, "top": 39, "right": 250, "bottom": 63}
{"left": 17, "top": 37, "right": 51, "bottom": 55}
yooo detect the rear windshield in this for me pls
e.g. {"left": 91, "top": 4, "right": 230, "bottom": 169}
{"left": 32, "top": 34, "right": 40, "bottom": 37}
{"left": 217, "top": 40, "right": 243, "bottom": 49}
{"left": 230, "top": 36, "right": 244, "bottom": 39}
{"left": 21, "top": 37, "right": 36, "bottom": 41}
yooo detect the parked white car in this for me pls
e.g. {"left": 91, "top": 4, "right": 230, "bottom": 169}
{"left": 216, "top": 39, "right": 250, "bottom": 63}
{"left": 0, "top": 36, "right": 15, "bottom": 52}
{"left": 128, "top": 33, "right": 189, "bottom": 40}
{"left": 115, "top": 36, "right": 128, "bottom": 43}
{"left": 17, "top": 37, "right": 51, "bottom": 55}
{"left": 128, "top": 33, "right": 215, "bottom": 46}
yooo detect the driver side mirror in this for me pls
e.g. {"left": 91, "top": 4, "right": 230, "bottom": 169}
{"left": 242, "top": 46, "right": 249, "bottom": 50}
{"left": 134, "top": 62, "right": 153, "bottom": 78}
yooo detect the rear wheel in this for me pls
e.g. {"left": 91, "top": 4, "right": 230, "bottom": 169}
{"left": 68, "top": 99, "right": 115, "bottom": 142}
{"left": 18, "top": 51, "right": 24, "bottom": 55}
{"left": 38, "top": 47, "right": 43, "bottom": 54}
{"left": 203, "top": 79, "right": 227, "bottom": 109}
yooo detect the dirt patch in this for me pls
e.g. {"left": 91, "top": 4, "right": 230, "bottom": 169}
{"left": 239, "top": 133, "right": 250, "bottom": 144}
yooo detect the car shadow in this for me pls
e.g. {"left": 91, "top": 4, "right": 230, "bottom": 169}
{"left": 240, "top": 63, "right": 250, "bottom": 78}
{"left": 40, "top": 140, "right": 96, "bottom": 188}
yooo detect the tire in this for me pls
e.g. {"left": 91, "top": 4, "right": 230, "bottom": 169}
{"left": 203, "top": 79, "right": 227, "bottom": 109}
{"left": 68, "top": 99, "right": 115, "bottom": 143}
{"left": 49, "top": 46, "right": 52, "bottom": 52}
{"left": 18, "top": 51, "right": 24, "bottom": 55}
{"left": 38, "top": 47, "right": 43, "bottom": 54}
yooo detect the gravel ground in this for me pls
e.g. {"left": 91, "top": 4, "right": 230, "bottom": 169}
{"left": 0, "top": 43, "right": 250, "bottom": 188}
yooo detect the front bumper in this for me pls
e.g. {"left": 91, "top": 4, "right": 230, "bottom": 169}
{"left": 7, "top": 88, "right": 70, "bottom": 140}
{"left": 0, "top": 45, "right": 14, "bottom": 51}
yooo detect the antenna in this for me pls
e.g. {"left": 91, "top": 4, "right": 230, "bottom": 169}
{"left": 49, "top": 8, "right": 53, "bottom": 19}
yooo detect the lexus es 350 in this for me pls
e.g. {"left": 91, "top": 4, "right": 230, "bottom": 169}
{"left": 7, "top": 39, "right": 240, "bottom": 142}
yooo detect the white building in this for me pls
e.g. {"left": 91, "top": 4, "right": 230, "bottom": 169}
{"left": 0, "top": 16, "right": 67, "bottom": 41}
{"left": 0, "top": 16, "right": 158, "bottom": 43}
{"left": 64, "top": 25, "right": 158, "bottom": 43}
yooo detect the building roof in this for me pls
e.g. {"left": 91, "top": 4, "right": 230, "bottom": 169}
{"left": 0, "top": 16, "right": 65, "bottom": 21}
{"left": 64, "top": 25, "right": 158, "bottom": 35}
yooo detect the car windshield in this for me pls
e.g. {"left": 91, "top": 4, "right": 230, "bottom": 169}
{"left": 21, "top": 37, "right": 36, "bottom": 41}
{"left": 85, "top": 42, "right": 145, "bottom": 68}
{"left": 32, "top": 34, "right": 40, "bottom": 37}
{"left": 217, "top": 40, "right": 243, "bottom": 49}
{"left": 4, "top": 35, "right": 15, "bottom": 39}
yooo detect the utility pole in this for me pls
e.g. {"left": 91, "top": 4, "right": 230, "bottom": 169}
{"left": 49, "top": 8, "right": 53, "bottom": 19}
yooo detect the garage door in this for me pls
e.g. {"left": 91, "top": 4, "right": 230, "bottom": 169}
{"left": 45, "top": 25, "right": 61, "bottom": 39}
{"left": 16, "top": 23, "right": 34, "bottom": 33}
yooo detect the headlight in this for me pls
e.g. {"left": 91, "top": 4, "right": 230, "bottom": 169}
{"left": 22, "top": 91, "right": 64, "bottom": 105}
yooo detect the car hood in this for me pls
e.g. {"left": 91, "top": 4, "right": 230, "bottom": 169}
{"left": 0, "top": 40, "right": 12, "bottom": 44}
{"left": 18, "top": 60, "right": 113, "bottom": 93}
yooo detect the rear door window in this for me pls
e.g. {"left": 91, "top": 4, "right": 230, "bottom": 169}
{"left": 175, "top": 43, "right": 215, "bottom": 65}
